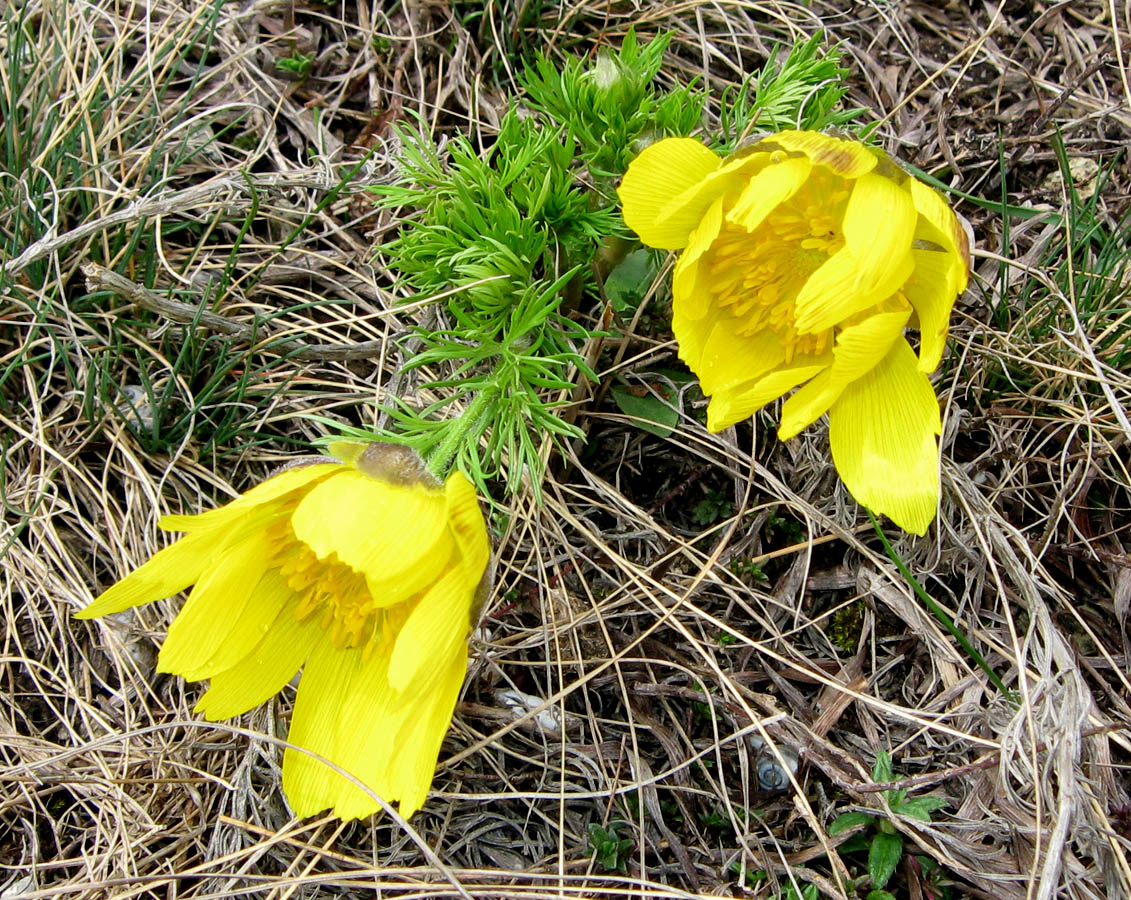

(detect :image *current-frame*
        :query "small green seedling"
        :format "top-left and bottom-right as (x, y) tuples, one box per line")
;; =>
(587, 821), (633, 873)
(692, 489), (732, 525)
(827, 750), (947, 897)
(729, 556), (769, 585)
(276, 50), (314, 78)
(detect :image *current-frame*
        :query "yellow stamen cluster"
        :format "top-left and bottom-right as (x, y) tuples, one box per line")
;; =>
(709, 180), (851, 362)
(265, 520), (375, 651)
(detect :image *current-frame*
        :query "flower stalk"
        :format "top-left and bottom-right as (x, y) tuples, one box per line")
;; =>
(422, 383), (500, 481)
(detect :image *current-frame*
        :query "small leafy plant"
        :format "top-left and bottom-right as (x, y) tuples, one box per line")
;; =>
(275, 50), (314, 78)
(587, 821), (634, 873)
(692, 489), (733, 525)
(827, 750), (948, 898)
(730, 556), (769, 585)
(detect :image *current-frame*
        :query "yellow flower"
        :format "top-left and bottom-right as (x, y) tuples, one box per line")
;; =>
(618, 131), (970, 534)
(77, 442), (491, 820)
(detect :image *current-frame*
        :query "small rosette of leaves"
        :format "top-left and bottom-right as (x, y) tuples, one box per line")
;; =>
(826, 751), (948, 898)
(587, 821), (634, 873)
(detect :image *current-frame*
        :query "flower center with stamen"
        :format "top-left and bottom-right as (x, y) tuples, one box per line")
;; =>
(707, 176), (851, 362)
(267, 518), (377, 650)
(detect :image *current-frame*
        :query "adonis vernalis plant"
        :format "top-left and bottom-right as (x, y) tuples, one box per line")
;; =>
(81, 35), (904, 825)
(78, 442), (491, 819)
(618, 130), (970, 534)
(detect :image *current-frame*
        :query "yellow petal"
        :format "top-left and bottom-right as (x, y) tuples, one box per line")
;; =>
(156, 531), (279, 679)
(761, 131), (879, 179)
(324, 645), (401, 820)
(904, 246), (958, 373)
(778, 306), (911, 438)
(827, 339), (941, 535)
(80, 496), (294, 620)
(794, 173), (917, 332)
(687, 318), (786, 398)
(671, 208), (731, 371)
(282, 638), (372, 818)
(194, 599), (320, 721)
(726, 156), (812, 231)
(672, 308), (710, 378)
(707, 360), (829, 433)
(289, 469), (452, 602)
(158, 464), (337, 533)
(671, 196), (724, 321)
(174, 570), (294, 682)
(618, 138), (722, 249)
(445, 472), (490, 584)
(910, 178), (970, 289)
(387, 568), (471, 693)
(77, 533), (212, 619)
(387, 650), (467, 817)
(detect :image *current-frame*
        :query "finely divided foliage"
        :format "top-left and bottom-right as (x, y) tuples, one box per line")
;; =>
(2, 2), (1130, 900)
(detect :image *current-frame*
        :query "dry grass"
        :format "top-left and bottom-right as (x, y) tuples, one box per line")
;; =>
(2, 1), (1130, 898)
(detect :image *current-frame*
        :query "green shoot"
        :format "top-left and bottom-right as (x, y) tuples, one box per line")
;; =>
(869, 512), (1014, 699)
(276, 50), (315, 78)
(520, 28), (706, 182)
(587, 821), (634, 873)
(716, 32), (866, 154)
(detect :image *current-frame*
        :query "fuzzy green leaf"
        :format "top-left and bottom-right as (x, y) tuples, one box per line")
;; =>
(891, 795), (947, 822)
(827, 811), (875, 835)
(868, 831), (902, 890)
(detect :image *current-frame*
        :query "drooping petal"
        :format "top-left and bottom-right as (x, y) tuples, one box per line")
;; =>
(910, 178), (970, 285)
(445, 472), (490, 582)
(386, 650), (468, 817)
(83, 483), (298, 620)
(77, 533), (216, 619)
(726, 156), (813, 231)
(794, 173), (917, 332)
(290, 469), (453, 603)
(778, 306), (911, 439)
(707, 359), (830, 433)
(760, 131), (879, 179)
(173, 569), (296, 682)
(320, 639), (401, 820)
(904, 246), (959, 373)
(617, 138), (723, 249)
(672, 197), (725, 321)
(194, 598), (320, 721)
(688, 318), (787, 398)
(282, 636), (371, 818)
(827, 339), (941, 535)
(156, 530), (277, 678)
(158, 464), (337, 533)
(387, 568), (470, 693)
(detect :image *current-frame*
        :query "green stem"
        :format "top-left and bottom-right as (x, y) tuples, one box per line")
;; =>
(423, 384), (499, 481)
(868, 511), (1015, 701)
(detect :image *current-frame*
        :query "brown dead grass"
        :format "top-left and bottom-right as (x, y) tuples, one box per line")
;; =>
(2, 1), (1130, 898)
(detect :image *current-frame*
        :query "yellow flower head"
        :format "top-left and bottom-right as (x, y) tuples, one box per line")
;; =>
(618, 131), (970, 534)
(78, 442), (491, 820)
